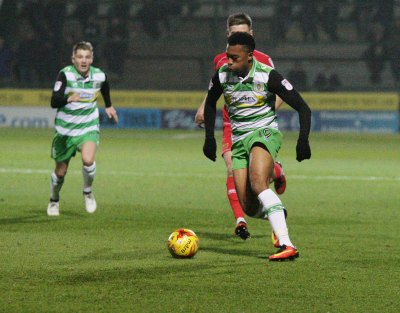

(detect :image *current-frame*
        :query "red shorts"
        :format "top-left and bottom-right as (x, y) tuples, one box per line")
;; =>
(221, 105), (232, 156)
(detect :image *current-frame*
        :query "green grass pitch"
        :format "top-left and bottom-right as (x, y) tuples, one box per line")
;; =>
(0, 128), (399, 312)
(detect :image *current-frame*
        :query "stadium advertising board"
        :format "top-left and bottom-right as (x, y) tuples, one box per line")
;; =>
(0, 89), (397, 110)
(277, 111), (399, 133)
(0, 90), (398, 132)
(100, 108), (161, 129)
(0, 106), (54, 128)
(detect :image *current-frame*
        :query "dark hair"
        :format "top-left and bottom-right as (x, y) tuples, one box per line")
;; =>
(227, 12), (252, 29)
(228, 32), (255, 52)
(72, 41), (93, 56)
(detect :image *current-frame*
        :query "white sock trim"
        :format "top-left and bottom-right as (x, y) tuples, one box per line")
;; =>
(236, 217), (246, 225)
(83, 162), (96, 173)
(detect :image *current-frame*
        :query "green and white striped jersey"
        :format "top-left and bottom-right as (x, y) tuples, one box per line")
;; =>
(54, 65), (106, 137)
(218, 59), (278, 143)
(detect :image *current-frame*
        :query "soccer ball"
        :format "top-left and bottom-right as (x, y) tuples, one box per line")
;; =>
(167, 228), (199, 258)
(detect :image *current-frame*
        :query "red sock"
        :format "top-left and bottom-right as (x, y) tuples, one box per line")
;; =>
(226, 176), (245, 219)
(273, 162), (282, 181)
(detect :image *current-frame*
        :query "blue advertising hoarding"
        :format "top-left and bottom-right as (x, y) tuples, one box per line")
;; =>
(277, 111), (398, 133)
(99, 108), (399, 133)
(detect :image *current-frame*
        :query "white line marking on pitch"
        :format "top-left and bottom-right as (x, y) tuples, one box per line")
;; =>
(0, 168), (399, 181)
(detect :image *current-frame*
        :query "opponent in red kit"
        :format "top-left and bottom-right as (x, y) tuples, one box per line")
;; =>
(195, 13), (287, 241)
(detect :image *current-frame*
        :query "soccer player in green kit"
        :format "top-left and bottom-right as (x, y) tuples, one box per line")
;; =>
(47, 41), (118, 216)
(203, 32), (311, 261)
(195, 13), (287, 241)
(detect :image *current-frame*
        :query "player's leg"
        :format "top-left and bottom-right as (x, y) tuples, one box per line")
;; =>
(273, 161), (286, 195)
(80, 139), (97, 213)
(223, 151), (250, 239)
(47, 161), (69, 216)
(249, 145), (298, 261)
(48, 133), (74, 216)
(222, 106), (250, 239)
(246, 129), (298, 260)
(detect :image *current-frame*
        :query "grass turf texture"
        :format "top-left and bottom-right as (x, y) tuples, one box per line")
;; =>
(0, 128), (399, 313)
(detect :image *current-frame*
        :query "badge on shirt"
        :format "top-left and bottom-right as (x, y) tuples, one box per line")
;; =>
(254, 83), (264, 92)
(53, 81), (62, 91)
(281, 79), (293, 90)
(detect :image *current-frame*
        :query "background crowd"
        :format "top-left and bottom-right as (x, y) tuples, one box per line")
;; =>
(0, 0), (399, 91)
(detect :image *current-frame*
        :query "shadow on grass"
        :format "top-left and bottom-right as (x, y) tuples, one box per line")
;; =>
(56, 262), (224, 285)
(197, 231), (264, 242)
(200, 246), (265, 259)
(0, 210), (86, 225)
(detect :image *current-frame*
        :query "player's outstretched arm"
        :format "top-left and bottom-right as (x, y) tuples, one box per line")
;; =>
(267, 70), (311, 162)
(203, 72), (223, 162)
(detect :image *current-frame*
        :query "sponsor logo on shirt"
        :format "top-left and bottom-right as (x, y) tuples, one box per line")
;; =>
(231, 95), (256, 103)
(79, 92), (94, 100)
(281, 79), (293, 90)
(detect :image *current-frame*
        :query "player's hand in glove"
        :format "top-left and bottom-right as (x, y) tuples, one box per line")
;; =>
(296, 138), (311, 162)
(203, 137), (217, 162)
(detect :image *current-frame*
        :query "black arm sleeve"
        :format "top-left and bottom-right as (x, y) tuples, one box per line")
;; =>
(50, 72), (68, 108)
(267, 70), (311, 141)
(100, 75), (112, 108)
(204, 71), (223, 138)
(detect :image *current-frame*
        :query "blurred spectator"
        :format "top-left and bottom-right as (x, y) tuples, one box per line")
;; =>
(372, 0), (394, 34)
(271, 2), (292, 43)
(109, 0), (132, 20)
(45, 0), (66, 41)
(386, 23), (400, 86)
(313, 66), (342, 91)
(287, 62), (308, 91)
(84, 14), (102, 46)
(351, 1), (377, 40)
(0, 0), (18, 43)
(138, 0), (163, 39)
(297, 1), (319, 42)
(327, 72), (342, 91)
(363, 22), (386, 84)
(182, 0), (201, 17)
(19, 0), (48, 39)
(319, 0), (339, 41)
(137, 0), (185, 40)
(313, 72), (328, 91)
(0, 36), (13, 84)
(103, 17), (129, 75)
(162, 0), (184, 34)
(15, 30), (41, 84)
(73, 0), (98, 29)
(60, 33), (78, 67)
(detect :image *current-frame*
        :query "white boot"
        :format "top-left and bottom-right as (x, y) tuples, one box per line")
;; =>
(47, 200), (60, 216)
(84, 192), (97, 213)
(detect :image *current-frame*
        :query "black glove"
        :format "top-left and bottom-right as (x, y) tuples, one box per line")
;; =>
(203, 137), (217, 162)
(296, 138), (311, 162)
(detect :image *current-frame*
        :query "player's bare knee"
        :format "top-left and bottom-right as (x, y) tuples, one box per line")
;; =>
(82, 159), (95, 167)
(55, 169), (67, 178)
